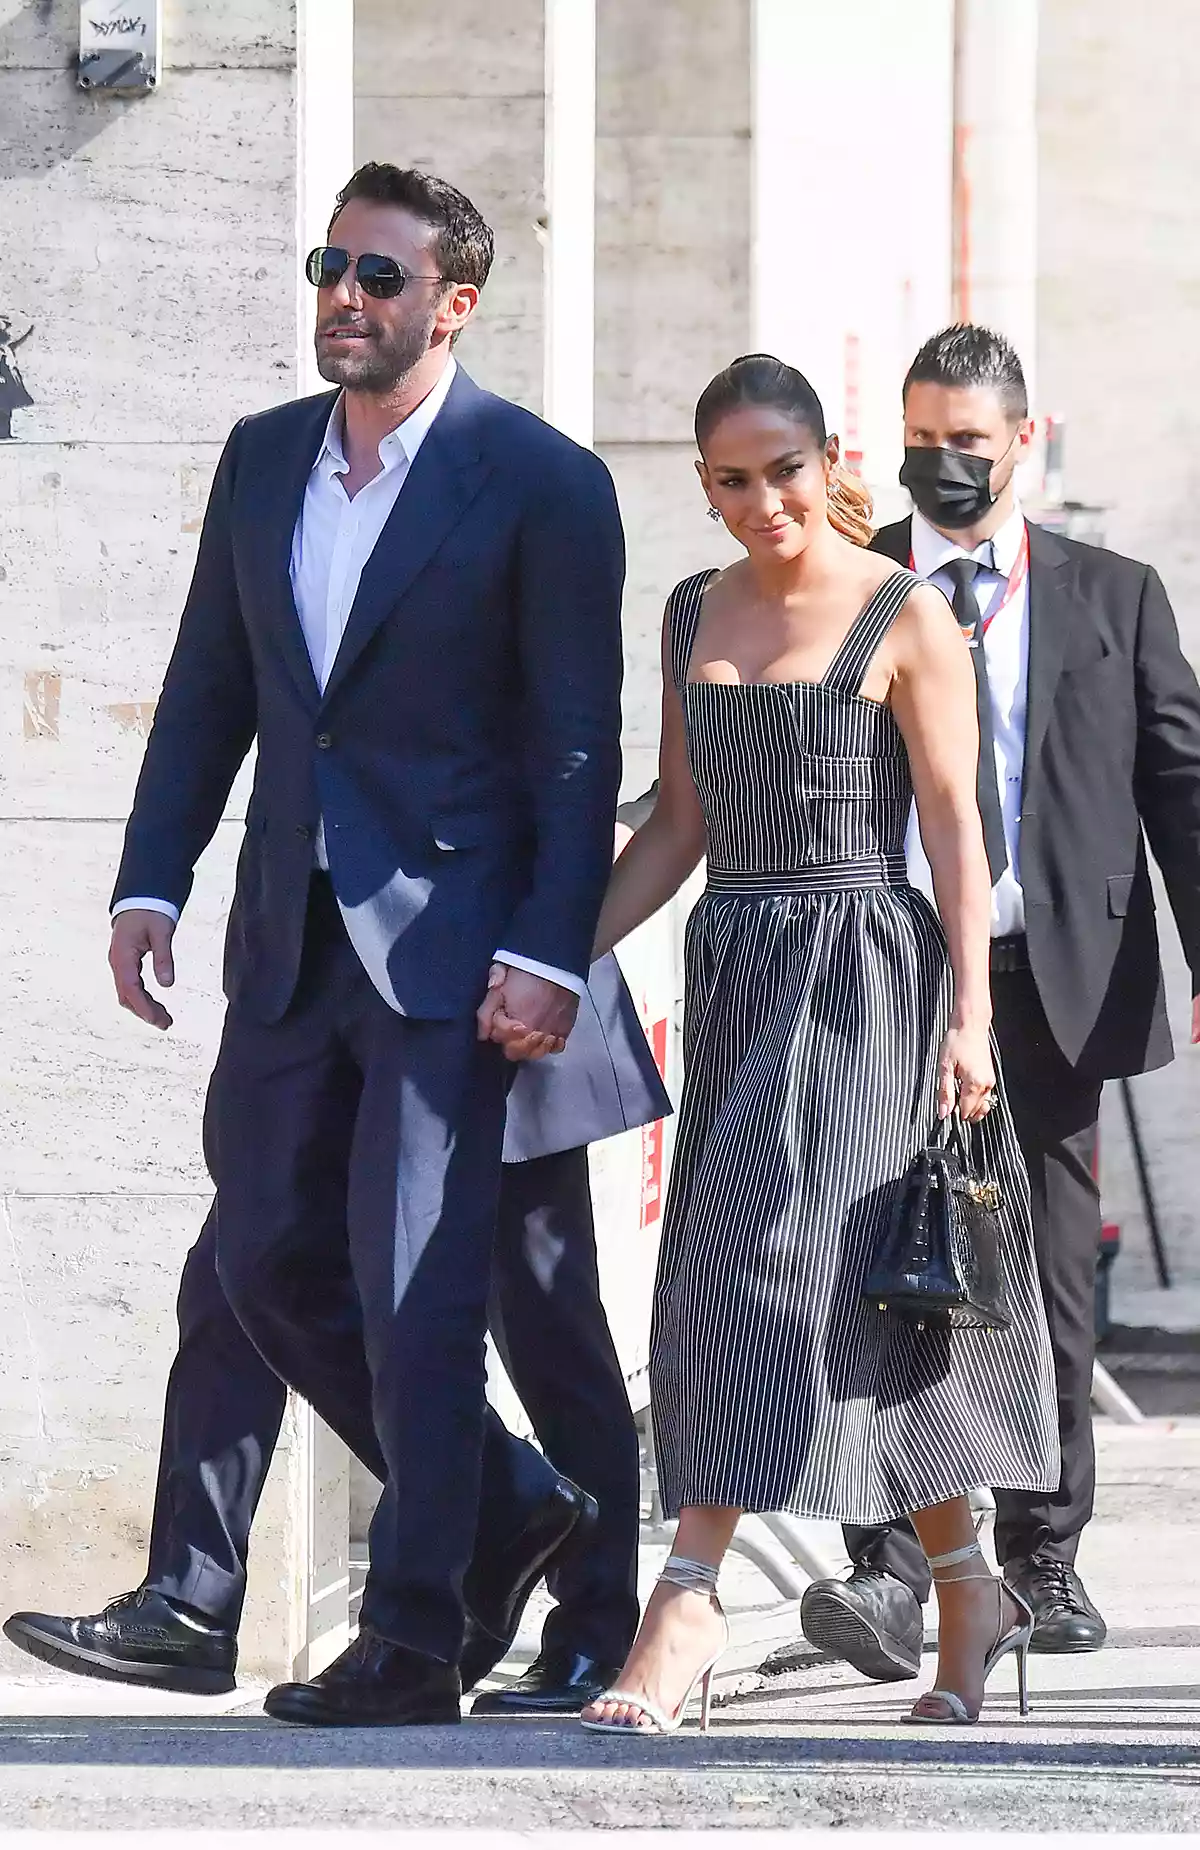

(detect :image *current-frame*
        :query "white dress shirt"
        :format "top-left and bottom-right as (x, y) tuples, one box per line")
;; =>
(904, 501), (1030, 937)
(116, 355), (582, 997)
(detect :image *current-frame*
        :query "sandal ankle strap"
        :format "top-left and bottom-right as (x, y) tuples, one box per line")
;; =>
(926, 1540), (985, 1574)
(659, 1553), (720, 1595)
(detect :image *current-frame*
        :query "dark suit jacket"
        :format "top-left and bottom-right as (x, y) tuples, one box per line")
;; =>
(503, 951), (672, 1163)
(872, 516), (1200, 1077)
(113, 369), (625, 1021)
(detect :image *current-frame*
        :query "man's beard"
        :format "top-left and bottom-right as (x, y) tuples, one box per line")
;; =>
(315, 307), (437, 392)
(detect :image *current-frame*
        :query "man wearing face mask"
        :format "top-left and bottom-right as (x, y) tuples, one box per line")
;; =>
(800, 323), (1200, 1677)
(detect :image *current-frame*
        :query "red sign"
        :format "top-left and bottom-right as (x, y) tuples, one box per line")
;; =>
(640, 1015), (669, 1228)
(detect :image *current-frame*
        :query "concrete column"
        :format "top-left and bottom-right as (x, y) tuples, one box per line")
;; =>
(543, 0), (596, 446)
(952, 0), (1039, 396)
(751, 0), (954, 525)
(0, 0), (352, 1684)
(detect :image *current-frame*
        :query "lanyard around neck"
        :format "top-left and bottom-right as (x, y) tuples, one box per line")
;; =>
(909, 524), (1030, 636)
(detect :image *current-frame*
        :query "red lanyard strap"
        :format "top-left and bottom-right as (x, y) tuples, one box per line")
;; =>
(909, 525), (1029, 635)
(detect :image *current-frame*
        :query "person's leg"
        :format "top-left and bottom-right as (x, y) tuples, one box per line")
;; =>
(908, 1494), (1030, 1723)
(842, 1521), (932, 1603)
(344, 1007), (510, 1665)
(489, 1147), (641, 1668)
(145, 1207), (288, 1631)
(581, 1505), (736, 1729)
(990, 971), (1104, 1605)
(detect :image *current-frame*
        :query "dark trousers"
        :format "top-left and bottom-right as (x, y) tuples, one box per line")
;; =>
(846, 965), (1104, 1600)
(489, 1149), (640, 1664)
(209, 874), (514, 1661)
(145, 1147), (641, 1664)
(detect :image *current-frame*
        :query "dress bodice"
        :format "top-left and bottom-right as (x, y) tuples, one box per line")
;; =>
(669, 569), (918, 882)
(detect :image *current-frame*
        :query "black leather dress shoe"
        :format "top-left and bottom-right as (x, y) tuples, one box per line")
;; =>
(470, 1648), (622, 1715)
(1005, 1557), (1107, 1654)
(800, 1569), (924, 1681)
(264, 1630), (461, 1726)
(3, 1588), (236, 1695)
(459, 1476), (598, 1692)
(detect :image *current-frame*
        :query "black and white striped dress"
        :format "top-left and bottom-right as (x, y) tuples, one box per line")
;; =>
(650, 569), (1059, 1522)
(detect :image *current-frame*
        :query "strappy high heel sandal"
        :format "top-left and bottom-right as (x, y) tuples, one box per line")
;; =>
(907, 1539), (1033, 1725)
(580, 1554), (729, 1735)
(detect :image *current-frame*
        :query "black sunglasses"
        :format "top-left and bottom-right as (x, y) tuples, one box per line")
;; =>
(305, 246), (444, 300)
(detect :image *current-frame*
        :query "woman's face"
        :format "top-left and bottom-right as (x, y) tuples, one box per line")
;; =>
(698, 406), (836, 563)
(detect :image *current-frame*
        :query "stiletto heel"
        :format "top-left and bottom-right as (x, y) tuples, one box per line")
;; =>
(699, 1666), (714, 1733)
(907, 1540), (1034, 1726)
(581, 1555), (729, 1736)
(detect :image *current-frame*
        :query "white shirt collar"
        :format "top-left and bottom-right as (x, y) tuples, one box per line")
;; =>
(910, 498), (1026, 580)
(316, 355), (458, 483)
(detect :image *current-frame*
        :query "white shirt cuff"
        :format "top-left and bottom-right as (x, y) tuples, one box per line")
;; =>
(112, 897), (181, 924)
(493, 949), (586, 998)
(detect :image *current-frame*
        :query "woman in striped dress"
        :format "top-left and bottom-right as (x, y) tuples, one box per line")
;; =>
(581, 356), (1058, 1734)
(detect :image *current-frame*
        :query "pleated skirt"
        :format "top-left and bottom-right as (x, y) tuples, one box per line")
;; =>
(650, 884), (1061, 1522)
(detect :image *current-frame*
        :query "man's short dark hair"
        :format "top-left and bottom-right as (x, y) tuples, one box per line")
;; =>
(903, 323), (1028, 422)
(329, 163), (495, 293)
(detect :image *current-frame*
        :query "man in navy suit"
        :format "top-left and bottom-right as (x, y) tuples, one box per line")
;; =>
(89, 164), (626, 1726)
(5, 952), (670, 1715)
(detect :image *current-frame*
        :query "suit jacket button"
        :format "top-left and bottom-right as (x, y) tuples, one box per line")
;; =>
(315, 732), (333, 750)
(295, 824), (312, 841)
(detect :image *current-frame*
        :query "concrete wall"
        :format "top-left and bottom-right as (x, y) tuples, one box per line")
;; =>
(0, 0), (347, 1679)
(1039, 0), (1200, 1322)
(595, 0), (749, 795)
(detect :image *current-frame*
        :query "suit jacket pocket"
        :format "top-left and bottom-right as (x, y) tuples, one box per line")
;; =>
(1107, 873), (1135, 917)
(429, 812), (491, 850)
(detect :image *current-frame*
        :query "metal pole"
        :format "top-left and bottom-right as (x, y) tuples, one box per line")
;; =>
(1119, 1077), (1173, 1289)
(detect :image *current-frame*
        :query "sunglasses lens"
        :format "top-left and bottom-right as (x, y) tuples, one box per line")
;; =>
(306, 246), (350, 289)
(355, 254), (406, 299)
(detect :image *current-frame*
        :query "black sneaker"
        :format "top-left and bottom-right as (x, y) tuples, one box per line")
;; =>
(1005, 1557), (1107, 1654)
(800, 1569), (924, 1681)
(4, 1588), (237, 1694)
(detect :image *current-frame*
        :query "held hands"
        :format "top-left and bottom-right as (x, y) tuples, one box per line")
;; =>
(109, 909), (177, 1032)
(936, 1020), (996, 1124)
(476, 964), (579, 1062)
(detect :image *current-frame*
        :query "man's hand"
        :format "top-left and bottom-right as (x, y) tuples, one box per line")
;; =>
(1192, 994), (1200, 1046)
(109, 909), (177, 1032)
(476, 964), (579, 1061)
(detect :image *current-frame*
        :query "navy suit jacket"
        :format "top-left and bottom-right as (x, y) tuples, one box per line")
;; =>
(113, 369), (626, 1022)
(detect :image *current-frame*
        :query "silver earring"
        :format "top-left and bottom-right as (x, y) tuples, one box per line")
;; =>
(706, 505), (720, 522)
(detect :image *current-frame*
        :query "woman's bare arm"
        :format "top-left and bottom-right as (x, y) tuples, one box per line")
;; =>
(592, 609), (707, 957)
(889, 584), (995, 1118)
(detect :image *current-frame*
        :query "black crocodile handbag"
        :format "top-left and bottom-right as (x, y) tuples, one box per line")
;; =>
(864, 1114), (1012, 1331)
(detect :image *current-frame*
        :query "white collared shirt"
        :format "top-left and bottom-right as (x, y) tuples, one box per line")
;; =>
(116, 355), (581, 997)
(905, 501), (1030, 937)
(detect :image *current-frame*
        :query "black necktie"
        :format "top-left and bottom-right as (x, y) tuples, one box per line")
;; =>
(945, 555), (1009, 886)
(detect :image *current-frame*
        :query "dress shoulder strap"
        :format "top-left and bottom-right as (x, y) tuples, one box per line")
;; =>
(822, 569), (922, 696)
(666, 569), (719, 693)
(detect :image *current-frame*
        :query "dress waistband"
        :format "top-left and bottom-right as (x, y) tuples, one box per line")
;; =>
(705, 853), (911, 896)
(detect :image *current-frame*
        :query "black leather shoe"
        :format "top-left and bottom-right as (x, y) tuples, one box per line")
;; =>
(470, 1648), (622, 1715)
(264, 1630), (461, 1726)
(3, 1588), (236, 1695)
(459, 1476), (598, 1692)
(1005, 1557), (1107, 1654)
(800, 1569), (924, 1681)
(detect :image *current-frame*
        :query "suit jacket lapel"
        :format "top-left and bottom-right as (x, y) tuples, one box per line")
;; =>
(1022, 520), (1074, 797)
(321, 369), (494, 706)
(260, 393), (333, 707)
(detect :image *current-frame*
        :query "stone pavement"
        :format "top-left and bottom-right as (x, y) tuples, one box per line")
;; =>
(0, 1422), (1196, 1832)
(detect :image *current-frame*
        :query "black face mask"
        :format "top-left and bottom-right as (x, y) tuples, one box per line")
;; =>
(899, 445), (998, 530)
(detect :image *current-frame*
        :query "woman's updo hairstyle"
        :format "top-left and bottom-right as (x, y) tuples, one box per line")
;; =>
(694, 353), (874, 548)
